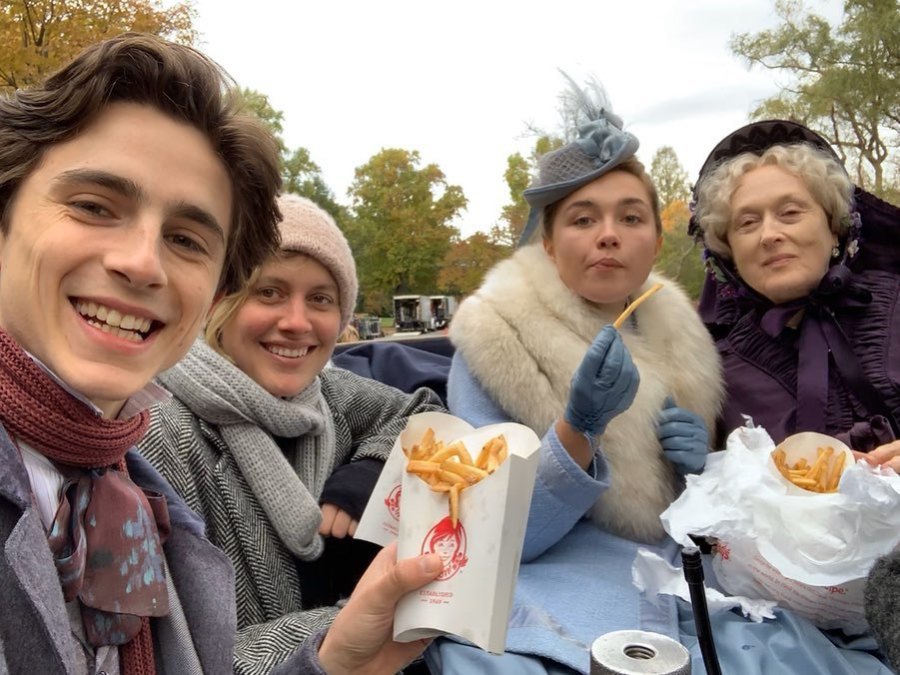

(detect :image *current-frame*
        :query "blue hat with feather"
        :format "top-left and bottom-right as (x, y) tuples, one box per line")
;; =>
(518, 72), (640, 246)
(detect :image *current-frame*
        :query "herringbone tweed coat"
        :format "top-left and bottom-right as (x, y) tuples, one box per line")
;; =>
(140, 367), (444, 675)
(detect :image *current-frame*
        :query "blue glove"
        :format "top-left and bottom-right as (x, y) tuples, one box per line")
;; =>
(658, 398), (709, 474)
(564, 325), (639, 436)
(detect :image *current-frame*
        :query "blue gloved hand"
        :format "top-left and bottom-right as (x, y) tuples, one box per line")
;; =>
(658, 397), (709, 474)
(564, 325), (640, 436)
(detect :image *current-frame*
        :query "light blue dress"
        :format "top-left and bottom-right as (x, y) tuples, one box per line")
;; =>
(424, 353), (891, 675)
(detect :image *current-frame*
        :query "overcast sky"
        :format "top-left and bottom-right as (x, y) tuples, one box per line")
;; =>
(191, 0), (843, 236)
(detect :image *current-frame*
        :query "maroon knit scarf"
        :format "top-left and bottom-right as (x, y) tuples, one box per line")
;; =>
(0, 329), (164, 675)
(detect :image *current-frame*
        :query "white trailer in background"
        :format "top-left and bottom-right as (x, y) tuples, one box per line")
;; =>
(393, 295), (433, 332)
(429, 295), (458, 329)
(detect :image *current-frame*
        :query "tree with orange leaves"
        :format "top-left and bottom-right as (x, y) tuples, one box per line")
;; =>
(0, 0), (196, 90)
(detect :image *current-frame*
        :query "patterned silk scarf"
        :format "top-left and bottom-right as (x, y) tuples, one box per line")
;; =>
(0, 329), (168, 674)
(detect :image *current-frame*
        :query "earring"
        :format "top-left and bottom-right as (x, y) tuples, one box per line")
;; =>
(831, 246), (840, 259)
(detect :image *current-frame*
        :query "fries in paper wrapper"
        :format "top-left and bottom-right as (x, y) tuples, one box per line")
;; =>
(356, 412), (540, 653)
(769, 433), (853, 495)
(659, 426), (900, 634)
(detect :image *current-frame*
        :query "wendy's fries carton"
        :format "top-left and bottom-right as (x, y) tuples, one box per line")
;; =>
(356, 412), (541, 653)
(356, 412), (475, 544)
(660, 424), (900, 634)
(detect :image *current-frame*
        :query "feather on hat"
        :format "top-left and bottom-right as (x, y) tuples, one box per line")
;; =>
(518, 71), (639, 246)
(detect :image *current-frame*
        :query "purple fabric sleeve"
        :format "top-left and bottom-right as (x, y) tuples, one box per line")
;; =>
(835, 415), (896, 453)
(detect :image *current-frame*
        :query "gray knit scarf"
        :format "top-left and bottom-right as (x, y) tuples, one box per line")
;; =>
(156, 339), (335, 561)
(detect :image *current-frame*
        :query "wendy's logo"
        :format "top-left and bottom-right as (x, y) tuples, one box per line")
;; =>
(717, 542), (731, 561)
(384, 484), (402, 521)
(421, 516), (468, 581)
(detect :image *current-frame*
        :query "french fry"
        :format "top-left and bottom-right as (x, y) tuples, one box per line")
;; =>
(406, 460), (442, 474)
(772, 448), (791, 480)
(475, 438), (495, 470)
(412, 428), (437, 458)
(826, 452), (847, 492)
(613, 283), (663, 329)
(496, 439), (508, 463)
(438, 469), (467, 486)
(447, 441), (474, 466)
(404, 430), (510, 524)
(449, 484), (460, 528)
(429, 442), (471, 465)
(441, 460), (489, 484)
(771, 445), (847, 493)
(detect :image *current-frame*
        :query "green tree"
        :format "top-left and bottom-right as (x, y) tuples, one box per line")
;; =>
(0, 0), (196, 90)
(282, 147), (347, 222)
(650, 146), (691, 208)
(238, 87), (285, 153)
(438, 232), (508, 297)
(489, 153), (530, 248)
(648, 146), (703, 299)
(346, 148), (466, 314)
(656, 200), (706, 300)
(490, 135), (564, 247)
(731, 0), (900, 199)
(533, 135), (565, 158)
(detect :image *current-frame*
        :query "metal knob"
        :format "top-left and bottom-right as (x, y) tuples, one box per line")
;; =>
(590, 630), (691, 675)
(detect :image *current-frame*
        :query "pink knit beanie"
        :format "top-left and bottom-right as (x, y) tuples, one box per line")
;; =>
(276, 194), (358, 332)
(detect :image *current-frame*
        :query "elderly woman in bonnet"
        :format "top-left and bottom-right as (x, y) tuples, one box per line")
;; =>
(692, 120), (900, 675)
(691, 120), (900, 467)
(139, 194), (446, 673)
(429, 76), (724, 674)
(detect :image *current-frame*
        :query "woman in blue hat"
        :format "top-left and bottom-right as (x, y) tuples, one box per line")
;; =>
(429, 79), (891, 673)
(432, 79), (723, 673)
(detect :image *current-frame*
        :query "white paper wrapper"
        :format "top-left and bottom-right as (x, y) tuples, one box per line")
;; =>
(660, 424), (900, 633)
(632, 548), (777, 623)
(357, 412), (541, 653)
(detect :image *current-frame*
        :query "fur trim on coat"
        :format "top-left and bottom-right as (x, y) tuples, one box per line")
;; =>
(450, 244), (723, 542)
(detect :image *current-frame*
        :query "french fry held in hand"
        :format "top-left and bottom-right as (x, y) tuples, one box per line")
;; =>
(404, 429), (509, 526)
(613, 283), (663, 329)
(772, 445), (847, 493)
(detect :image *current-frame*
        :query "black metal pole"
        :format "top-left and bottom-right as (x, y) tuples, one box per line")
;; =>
(681, 546), (723, 675)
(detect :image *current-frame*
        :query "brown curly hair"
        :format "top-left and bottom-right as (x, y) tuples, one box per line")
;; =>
(0, 32), (282, 293)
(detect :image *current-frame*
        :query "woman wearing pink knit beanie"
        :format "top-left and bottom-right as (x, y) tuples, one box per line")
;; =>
(276, 194), (359, 335)
(140, 194), (446, 672)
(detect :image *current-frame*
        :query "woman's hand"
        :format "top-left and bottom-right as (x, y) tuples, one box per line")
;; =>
(564, 325), (639, 438)
(318, 542), (442, 675)
(657, 399), (710, 475)
(319, 503), (358, 538)
(862, 440), (900, 472)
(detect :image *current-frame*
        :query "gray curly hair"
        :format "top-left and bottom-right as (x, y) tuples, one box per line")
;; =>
(694, 143), (853, 258)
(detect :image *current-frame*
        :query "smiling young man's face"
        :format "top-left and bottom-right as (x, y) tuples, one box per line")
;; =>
(0, 102), (233, 417)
